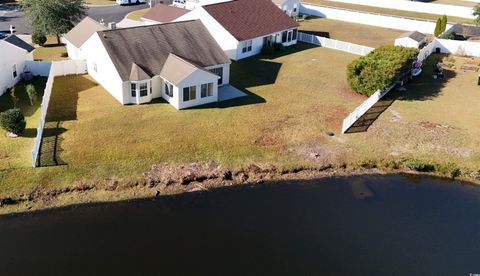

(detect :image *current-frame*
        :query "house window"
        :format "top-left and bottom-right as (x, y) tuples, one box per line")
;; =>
(241, 40), (253, 53)
(209, 67), (223, 85)
(201, 83), (213, 98)
(131, 83), (137, 97)
(293, 29), (298, 40)
(93, 62), (97, 72)
(282, 30), (295, 43)
(139, 82), (148, 97)
(164, 82), (173, 97)
(282, 31), (287, 43)
(183, 86), (196, 102)
(12, 64), (17, 78)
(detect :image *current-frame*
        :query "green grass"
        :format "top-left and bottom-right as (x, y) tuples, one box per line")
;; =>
(299, 17), (406, 47)
(0, 78), (47, 170)
(33, 36), (68, 62)
(0, 44), (479, 203)
(305, 0), (475, 25)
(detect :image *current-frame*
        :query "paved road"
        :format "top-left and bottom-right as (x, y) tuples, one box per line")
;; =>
(0, 3), (147, 35)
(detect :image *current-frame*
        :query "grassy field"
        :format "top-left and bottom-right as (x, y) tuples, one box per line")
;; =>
(126, 8), (149, 21)
(299, 17), (405, 47)
(0, 78), (47, 170)
(33, 36), (68, 62)
(304, 0), (475, 24)
(0, 43), (479, 203)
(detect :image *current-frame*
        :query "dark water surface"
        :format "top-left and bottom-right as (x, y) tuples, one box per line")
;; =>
(1, 174), (480, 276)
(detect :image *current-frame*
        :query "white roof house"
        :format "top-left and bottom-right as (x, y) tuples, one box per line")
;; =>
(64, 18), (235, 109)
(63, 17), (107, 60)
(272, 0), (301, 17)
(175, 0), (300, 60)
(394, 31), (426, 49)
(0, 35), (35, 96)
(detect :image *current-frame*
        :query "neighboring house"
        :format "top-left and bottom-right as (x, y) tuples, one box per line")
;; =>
(395, 31), (426, 48)
(445, 24), (480, 41)
(142, 4), (189, 24)
(63, 17), (107, 60)
(175, 0), (299, 60)
(0, 34), (35, 96)
(272, 0), (301, 17)
(64, 18), (232, 109)
(172, 0), (231, 9)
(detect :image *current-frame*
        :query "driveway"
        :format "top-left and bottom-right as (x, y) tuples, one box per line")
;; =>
(0, 3), (148, 35)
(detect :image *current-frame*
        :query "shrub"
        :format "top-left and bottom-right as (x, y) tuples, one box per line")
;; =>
(32, 31), (47, 46)
(405, 160), (436, 172)
(437, 162), (461, 178)
(440, 15), (448, 33)
(434, 18), (442, 37)
(261, 45), (275, 55)
(0, 109), (26, 135)
(346, 45), (419, 96)
(60, 51), (68, 58)
(25, 84), (37, 106)
(443, 32), (456, 40)
(273, 43), (284, 53)
(474, 4), (480, 26)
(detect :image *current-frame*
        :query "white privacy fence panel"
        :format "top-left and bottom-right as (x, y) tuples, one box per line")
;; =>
(31, 59), (87, 167)
(301, 3), (454, 35)
(26, 61), (52, 76)
(298, 32), (374, 56)
(342, 84), (395, 134)
(317, 0), (475, 19)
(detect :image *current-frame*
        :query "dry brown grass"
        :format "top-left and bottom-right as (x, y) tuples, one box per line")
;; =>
(299, 17), (405, 47)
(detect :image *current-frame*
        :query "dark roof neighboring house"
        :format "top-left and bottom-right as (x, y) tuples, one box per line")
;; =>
(397, 31), (426, 42)
(203, 0), (299, 41)
(3, 35), (35, 52)
(64, 17), (107, 48)
(142, 4), (189, 23)
(97, 20), (230, 82)
(449, 24), (480, 38)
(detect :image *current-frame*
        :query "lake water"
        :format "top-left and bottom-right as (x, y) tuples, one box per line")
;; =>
(0, 174), (479, 275)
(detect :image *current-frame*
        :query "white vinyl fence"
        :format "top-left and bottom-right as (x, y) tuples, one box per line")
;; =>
(342, 84), (395, 133)
(317, 0), (475, 19)
(298, 32), (374, 56)
(31, 60), (87, 167)
(301, 3), (454, 35)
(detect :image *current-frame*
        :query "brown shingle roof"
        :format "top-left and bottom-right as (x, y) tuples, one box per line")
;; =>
(203, 0), (299, 41)
(64, 17), (106, 48)
(398, 31), (426, 42)
(97, 20), (230, 82)
(142, 4), (189, 23)
(160, 53), (219, 86)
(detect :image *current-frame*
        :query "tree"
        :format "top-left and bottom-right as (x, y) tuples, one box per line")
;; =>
(440, 15), (448, 33)
(20, 0), (87, 45)
(32, 31), (47, 46)
(434, 18), (442, 37)
(26, 84), (38, 106)
(346, 45), (419, 97)
(0, 109), (26, 135)
(474, 4), (480, 26)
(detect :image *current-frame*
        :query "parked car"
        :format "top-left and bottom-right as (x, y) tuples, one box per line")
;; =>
(116, 0), (147, 5)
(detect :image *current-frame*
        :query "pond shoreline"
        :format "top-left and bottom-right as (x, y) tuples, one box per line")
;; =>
(1, 161), (478, 215)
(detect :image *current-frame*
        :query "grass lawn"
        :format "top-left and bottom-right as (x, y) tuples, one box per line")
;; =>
(304, 0), (475, 24)
(1, 43), (479, 203)
(126, 8), (149, 21)
(299, 17), (405, 47)
(33, 36), (68, 62)
(0, 78), (47, 170)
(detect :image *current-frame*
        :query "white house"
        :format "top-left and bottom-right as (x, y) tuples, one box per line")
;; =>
(272, 0), (301, 17)
(394, 31), (426, 49)
(63, 17), (107, 60)
(0, 35), (35, 96)
(64, 18), (232, 109)
(175, 0), (299, 60)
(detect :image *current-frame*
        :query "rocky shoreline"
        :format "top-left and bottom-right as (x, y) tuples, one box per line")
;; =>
(1, 161), (479, 214)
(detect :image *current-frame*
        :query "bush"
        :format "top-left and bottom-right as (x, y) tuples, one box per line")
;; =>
(32, 31), (47, 46)
(261, 45), (275, 55)
(434, 18), (442, 37)
(60, 51), (68, 58)
(346, 45), (419, 96)
(405, 160), (436, 172)
(273, 43), (284, 53)
(0, 109), (26, 135)
(443, 32), (456, 40)
(437, 162), (461, 178)
(25, 84), (37, 106)
(440, 15), (448, 33)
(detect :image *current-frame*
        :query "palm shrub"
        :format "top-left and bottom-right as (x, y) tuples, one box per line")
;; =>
(26, 84), (38, 106)
(346, 45), (419, 96)
(434, 18), (442, 37)
(0, 109), (26, 135)
(440, 15), (448, 33)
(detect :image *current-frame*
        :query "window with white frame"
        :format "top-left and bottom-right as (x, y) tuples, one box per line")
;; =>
(139, 82), (148, 97)
(12, 64), (17, 78)
(201, 83), (214, 98)
(209, 67), (223, 85)
(183, 86), (196, 102)
(241, 40), (253, 53)
(130, 81), (150, 98)
(131, 83), (137, 97)
(164, 82), (173, 97)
